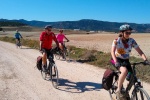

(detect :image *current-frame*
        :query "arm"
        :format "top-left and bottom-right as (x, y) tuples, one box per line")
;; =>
(52, 33), (59, 47)
(135, 47), (147, 61)
(39, 32), (43, 51)
(64, 36), (69, 42)
(111, 46), (117, 63)
(19, 33), (23, 38)
(39, 41), (42, 51)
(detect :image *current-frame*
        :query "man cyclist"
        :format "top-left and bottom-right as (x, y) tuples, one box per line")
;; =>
(14, 30), (23, 45)
(40, 25), (59, 72)
(111, 24), (149, 100)
(56, 29), (69, 58)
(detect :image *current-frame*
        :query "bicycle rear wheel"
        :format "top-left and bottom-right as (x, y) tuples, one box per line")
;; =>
(131, 87), (150, 100)
(50, 63), (59, 89)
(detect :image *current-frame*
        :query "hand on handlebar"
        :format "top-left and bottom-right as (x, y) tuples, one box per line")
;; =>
(115, 62), (121, 68)
(55, 47), (60, 51)
(143, 60), (150, 65)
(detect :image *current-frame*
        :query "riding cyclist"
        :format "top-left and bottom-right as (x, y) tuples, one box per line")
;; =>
(40, 25), (59, 72)
(14, 30), (23, 45)
(111, 24), (149, 100)
(56, 29), (69, 58)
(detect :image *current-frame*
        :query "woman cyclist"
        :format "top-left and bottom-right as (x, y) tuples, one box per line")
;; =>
(111, 24), (149, 100)
(56, 29), (69, 58)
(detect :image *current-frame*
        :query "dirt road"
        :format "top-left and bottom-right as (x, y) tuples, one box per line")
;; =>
(0, 41), (150, 100)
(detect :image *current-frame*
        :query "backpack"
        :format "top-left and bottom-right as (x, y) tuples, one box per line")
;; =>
(36, 56), (42, 70)
(102, 69), (115, 90)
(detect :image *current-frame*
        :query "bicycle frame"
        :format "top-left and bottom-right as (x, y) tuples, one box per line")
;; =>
(110, 62), (149, 100)
(55, 41), (69, 60)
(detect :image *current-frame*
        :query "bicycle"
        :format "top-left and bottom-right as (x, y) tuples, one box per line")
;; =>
(54, 41), (70, 61)
(16, 38), (22, 48)
(41, 49), (59, 89)
(109, 61), (150, 100)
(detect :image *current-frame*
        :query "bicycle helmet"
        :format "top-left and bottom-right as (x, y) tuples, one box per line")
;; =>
(119, 24), (132, 31)
(59, 29), (63, 32)
(44, 25), (52, 29)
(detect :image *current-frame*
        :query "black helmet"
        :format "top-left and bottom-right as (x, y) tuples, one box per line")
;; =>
(44, 25), (52, 29)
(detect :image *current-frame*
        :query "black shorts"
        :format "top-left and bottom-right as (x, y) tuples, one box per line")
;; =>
(41, 48), (54, 60)
(117, 58), (132, 73)
(16, 38), (20, 41)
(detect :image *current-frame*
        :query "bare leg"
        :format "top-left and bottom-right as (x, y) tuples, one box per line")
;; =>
(42, 52), (47, 65)
(116, 66), (128, 92)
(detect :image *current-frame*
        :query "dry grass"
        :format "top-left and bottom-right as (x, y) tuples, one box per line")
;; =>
(0, 30), (150, 58)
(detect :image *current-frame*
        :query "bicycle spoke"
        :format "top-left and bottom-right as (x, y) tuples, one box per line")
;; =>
(131, 87), (150, 100)
(51, 64), (59, 89)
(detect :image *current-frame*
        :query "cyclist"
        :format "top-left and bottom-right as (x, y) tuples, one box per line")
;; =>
(14, 30), (23, 45)
(39, 25), (59, 72)
(56, 29), (69, 58)
(111, 24), (149, 100)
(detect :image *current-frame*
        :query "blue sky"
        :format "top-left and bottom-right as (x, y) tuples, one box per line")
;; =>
(0, 0), (150, 24)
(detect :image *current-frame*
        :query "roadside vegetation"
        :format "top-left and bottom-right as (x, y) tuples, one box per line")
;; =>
(0, 36), (150, 83)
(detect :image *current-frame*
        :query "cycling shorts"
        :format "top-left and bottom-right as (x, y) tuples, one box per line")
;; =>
(117, 58), (132, 73)
(41, 48), (54, 60)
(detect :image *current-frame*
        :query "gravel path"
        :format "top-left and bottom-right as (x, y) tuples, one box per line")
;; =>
(0, 41), (150, 100)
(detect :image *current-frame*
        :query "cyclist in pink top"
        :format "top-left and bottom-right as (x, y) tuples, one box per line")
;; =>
(56, 29), (69, 51)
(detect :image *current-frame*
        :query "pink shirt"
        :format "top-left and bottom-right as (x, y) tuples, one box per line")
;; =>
(56, 33), (65, 43)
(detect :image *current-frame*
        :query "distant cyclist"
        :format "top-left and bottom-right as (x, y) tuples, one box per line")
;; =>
(14, 30), (23, 45)
(56, 29), (69, 51)
(111, 24), (149, 100)
(39, 25), (59, 72)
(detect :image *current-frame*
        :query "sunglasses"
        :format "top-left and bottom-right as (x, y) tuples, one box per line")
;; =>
(125, 32), (131, 35)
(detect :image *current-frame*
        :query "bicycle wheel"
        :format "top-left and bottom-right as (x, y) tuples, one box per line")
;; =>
(131, 87), (150, 100)
(41, 70), (47, 80)
(41, 64), (49, 81)
(50, 63), (59, 89)
(64, 48), (70, 61)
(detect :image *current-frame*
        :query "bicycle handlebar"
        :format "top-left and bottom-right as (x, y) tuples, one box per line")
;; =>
(63, 41), (69, 43)
(131, 61), (150, 66)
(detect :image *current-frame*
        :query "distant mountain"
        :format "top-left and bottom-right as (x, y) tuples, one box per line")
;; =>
(0, 20), (27, 26)
(0, 19), (150, 32)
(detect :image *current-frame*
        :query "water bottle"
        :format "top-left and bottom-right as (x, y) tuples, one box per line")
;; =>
(126, 72), (131, 81)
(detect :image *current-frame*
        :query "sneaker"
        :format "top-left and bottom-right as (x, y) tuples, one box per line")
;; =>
(116, 91), (126, 100)
(116, 91), (121, 100)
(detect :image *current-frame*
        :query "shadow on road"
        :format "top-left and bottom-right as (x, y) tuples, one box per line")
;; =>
(57, 78), (102, 93)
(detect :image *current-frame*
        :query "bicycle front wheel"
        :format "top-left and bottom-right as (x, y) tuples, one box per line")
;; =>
(64, 48), (70, 61)
(54, 51), (60, 60)
(50, 63), (59, 89)
(41, 70), (49, 81)
(131, 87), (150, 100)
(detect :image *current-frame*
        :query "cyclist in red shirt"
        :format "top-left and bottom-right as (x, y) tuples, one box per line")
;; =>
(40, 25), (59, 72)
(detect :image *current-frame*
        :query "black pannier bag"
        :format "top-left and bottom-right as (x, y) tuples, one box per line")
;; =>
(102, 69), (115, 90)
(36, 56), (42, 70)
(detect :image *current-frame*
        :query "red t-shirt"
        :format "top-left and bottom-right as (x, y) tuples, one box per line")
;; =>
(40, 31), (57, 49)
